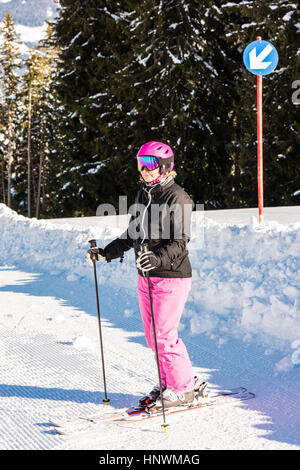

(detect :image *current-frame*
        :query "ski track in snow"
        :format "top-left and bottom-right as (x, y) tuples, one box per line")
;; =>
(0, 204), (300, 450)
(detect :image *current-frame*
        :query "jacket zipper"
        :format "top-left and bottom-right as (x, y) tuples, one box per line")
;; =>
(140, 185), (155, 246)
(140, 185), (156, 277)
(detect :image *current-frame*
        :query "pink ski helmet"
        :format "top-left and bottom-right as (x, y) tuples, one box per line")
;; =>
(137, 141), (174, 174)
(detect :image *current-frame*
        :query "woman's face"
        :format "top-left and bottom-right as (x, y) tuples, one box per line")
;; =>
(140, 167), (161, 183)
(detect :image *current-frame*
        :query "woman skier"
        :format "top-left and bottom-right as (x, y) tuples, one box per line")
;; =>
(87, 141), (204, 409)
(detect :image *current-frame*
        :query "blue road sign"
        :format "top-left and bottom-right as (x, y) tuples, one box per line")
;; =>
(243, 40), (278, 76)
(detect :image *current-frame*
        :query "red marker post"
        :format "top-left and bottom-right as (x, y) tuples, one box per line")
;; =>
(256, 36), (264, 224)
(243, 37), (278, 224)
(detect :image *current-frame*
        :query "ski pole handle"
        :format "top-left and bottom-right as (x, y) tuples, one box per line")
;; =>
(89, 239), (97, 249)
(140, 242), (149, 254)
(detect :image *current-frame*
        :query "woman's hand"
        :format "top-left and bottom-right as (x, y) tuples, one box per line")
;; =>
(86, 247), (106, 265)
(136, 250), (160, 272)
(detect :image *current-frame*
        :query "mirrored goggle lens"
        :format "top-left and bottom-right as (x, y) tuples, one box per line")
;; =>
(137, 156), (159, 171)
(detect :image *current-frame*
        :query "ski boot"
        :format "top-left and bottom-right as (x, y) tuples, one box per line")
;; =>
(138, 377), (207, 411)
(138, 384), (166, 410)
(149, 377), (208, 410)
(155, 388), (195, 409)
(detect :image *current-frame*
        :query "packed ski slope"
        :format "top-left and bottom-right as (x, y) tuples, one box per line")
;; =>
(0, 203), (299, 450)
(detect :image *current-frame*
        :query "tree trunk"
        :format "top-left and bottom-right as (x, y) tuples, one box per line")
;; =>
(27, 86), (32, 217)
(36, 149), (44, 219)
(7, 104), (12, 208)
(1, 159), (5, 204)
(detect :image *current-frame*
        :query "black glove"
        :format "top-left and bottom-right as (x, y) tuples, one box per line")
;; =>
(136, 250), (160, 272)
(86, 247), (106, 265)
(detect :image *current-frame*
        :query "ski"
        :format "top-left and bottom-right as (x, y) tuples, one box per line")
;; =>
(128, 385), (245, 416)
(116, 390), (255, 426)
(53, 390), (255, 435)
(49, 386), (245, 429)
(50, 386), (252, 435)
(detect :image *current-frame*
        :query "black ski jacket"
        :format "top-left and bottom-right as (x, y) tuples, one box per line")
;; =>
(104, 177), (194, 278)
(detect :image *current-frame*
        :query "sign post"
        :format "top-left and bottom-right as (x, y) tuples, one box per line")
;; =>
(257, 43), (263, 224)
(243, 37), (278, 223)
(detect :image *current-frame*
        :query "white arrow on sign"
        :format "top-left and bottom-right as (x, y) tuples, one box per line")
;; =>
(249, 44), (273, 69)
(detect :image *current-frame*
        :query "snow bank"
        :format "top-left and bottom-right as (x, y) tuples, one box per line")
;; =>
(188, 215), (300, 360)
(0, 203), (300, 366)
(0, 203), (131, 285)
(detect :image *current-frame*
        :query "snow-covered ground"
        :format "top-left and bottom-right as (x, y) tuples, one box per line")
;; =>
(0, 203), (299, 450)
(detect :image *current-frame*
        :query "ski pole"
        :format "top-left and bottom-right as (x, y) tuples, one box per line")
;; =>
(88, 239), (110, 406)
(141, 243), (168, 433)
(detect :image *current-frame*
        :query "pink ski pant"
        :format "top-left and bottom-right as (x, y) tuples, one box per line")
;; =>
(137, 276), (194, 394)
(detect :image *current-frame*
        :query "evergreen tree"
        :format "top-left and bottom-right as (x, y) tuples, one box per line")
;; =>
(0, 96), (6, 204)
(19, 48), (48, 217)
(51, 0), (135, 216)
(110, 0), (241, 208)
(216, 0), (300, 208)
(52, 0), (239, 213)
(51, 0), (300, 215)
(0, 13), (21, 208)
(39, 26), (71, 218)
(14, 27), (59, 218)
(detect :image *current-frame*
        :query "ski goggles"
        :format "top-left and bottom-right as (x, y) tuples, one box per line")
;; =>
(137, 156), (159, 172)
